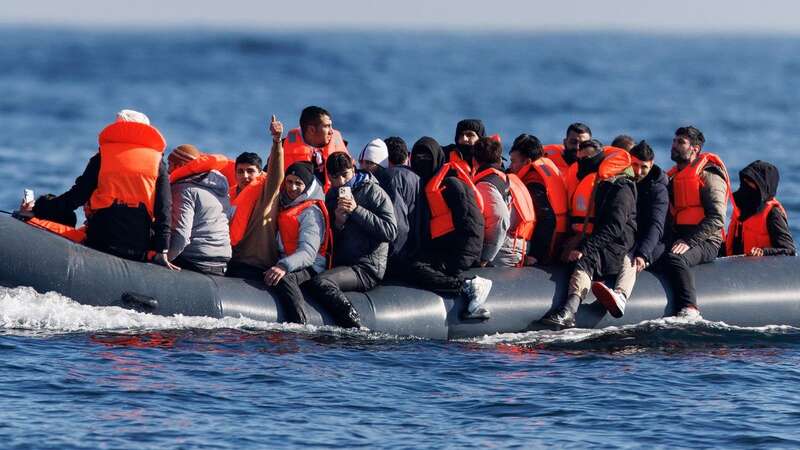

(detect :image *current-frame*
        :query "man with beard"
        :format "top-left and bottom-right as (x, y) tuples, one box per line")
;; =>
(543, 122), (593, 173)
(590, 140), (669, 319)
(725, 160), (795, 257)
(659, 126), (730, 319)
(443, 119), (485, 174)
(538, 139), (637, 329)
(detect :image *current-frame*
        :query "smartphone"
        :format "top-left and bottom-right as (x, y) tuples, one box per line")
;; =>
(339, 186), (352, 198)
(23, 189), (34, 204)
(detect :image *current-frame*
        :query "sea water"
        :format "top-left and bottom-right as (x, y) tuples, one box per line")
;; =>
(2, 28), (800, 448)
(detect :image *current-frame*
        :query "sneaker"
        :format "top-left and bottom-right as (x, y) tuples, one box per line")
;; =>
(539, 308), (576, 330)
(460, 276), (493, 321)
(591, 281), (627, 318)
(676, 305), (702, 320)
(462, 306), (491, 321)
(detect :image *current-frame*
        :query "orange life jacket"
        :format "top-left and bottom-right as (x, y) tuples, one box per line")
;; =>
(221, 159), (237, 190)
(278, 199), (331, 260)
(228, 177), (264, 247)
(667, 152), (731, 227)
(426, 162), (485, 239)
(88, 122), (166, 219)
(473, 167), (536, 241)
(725, 199), (785, 255)
(516, 157), (569, 234)
(569, 148), (632, 235)
(543, 144), (569, 174)
(169, 153), (230, 184)
(229, 172), (267, 204)
(448, 149), (473, 177)
(27, 217), (87, 243)
(283, 127), (348, 192)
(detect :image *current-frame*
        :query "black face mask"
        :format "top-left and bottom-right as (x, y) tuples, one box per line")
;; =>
(563, 147), (578, 165)
(412, 153), (434, 182)
(577, 152), (605, 180)
(733, 184), (762, 218)
(455, 143), (474, 163)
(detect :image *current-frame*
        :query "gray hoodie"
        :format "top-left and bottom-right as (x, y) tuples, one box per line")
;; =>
(168, 170), (232, 268)
(276, 179), (327, 274)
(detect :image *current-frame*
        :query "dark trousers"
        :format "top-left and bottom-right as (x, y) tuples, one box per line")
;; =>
(272, 268), (316, 324)
(173, 255), (226, 276)
(308, 265), (378, 326)
(405, 260), (465, 295)
(225, 260), (264, 280)
(657, 240), (720, 312)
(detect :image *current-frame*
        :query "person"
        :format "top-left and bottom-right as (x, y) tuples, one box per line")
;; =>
(470, 137), (510, 266)
(658, 126), (730, 319)
(358, 139), (389, 174)
(725, 160), (796, 257)
(539, 139), (636, 329)
(542, 122), (593, 173)
(443, 119), (485, 174)
(307, 153), (397, 328)
(590, 140), (668, 318)
(610, 134), (636, 151)
(264, 162), (330, 324)
(165, 145), (232, 275)
(282, 106), (348, 191)
(508, 133), (568, 265)
(225, 115), (286, 279)
(230, 152), (263, 202)
(405, 137), (492, 320)
(30, 109), (174, 267)
(381, 136), (423, 269)
(385, 136), (410, 166)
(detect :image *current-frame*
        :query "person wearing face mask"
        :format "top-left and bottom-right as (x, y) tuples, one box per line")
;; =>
(406, 137), (492, 320)
(542, 122), (593, 174)
(590, 140), (669, 319)
(538, 139), (637, 329)
(658, 126), (731, 319)
(306, 153), (397, 329)
(263, 162), (330, 324)
(443, 119), (486, 175)
(282, 106), (348, 192)
(725, 160), (795, 257)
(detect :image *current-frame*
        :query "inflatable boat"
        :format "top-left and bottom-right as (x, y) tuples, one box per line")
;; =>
(1, 214), (798, 339)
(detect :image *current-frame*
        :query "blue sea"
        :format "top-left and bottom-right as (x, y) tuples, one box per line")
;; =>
(2, 27), (800, 448)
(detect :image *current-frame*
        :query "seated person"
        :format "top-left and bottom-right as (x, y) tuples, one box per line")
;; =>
(443, 119), (485, 173)
(30, 109), (174, 267)
(166, 145), (233, 275)
(725, 160), (796, 256)
(405, 137), (492, 320)
(307, 153), (397, 328)
(382, 136), (423, 270)
(610, 134), (636, 151)
(358, 138), (389, 176)
(231, 152), (263, 203)
(263, 162), (329, 324)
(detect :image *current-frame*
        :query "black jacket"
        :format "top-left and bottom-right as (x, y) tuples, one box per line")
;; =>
(33, 152), (171, 257)
(377, 165), (423, 261)
(525, 181), (557, 263)
(578, 176), (637, 276)
(634, 164), (669, 264)
(326, 171), (397, 284)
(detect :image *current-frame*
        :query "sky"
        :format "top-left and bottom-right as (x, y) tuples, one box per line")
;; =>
(2, 0), (799, 33)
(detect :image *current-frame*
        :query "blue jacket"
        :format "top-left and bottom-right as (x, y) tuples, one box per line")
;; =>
(634, 164), (669, 264)
(377, 165), (422, 261)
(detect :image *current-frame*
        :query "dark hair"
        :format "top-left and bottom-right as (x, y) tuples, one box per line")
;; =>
(235, 151), (262, 168)
(579, 138), (604, 155)
(473, 137), (503, 165)
(510, 133), (543, 160)
(629, 140), (655, 162)
(611, 134), (635, 151)
(675, 126), (705, 149)
(385, 136), (408, 165)
(326, 151), (354, 175)
(566, 122), (592, 138)
(299, 106), (331, 131)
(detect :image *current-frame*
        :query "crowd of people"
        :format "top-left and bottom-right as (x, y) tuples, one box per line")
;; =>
(18, 107), (797, 330)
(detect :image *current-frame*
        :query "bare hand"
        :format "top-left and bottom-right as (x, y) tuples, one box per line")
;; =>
(568, 250), (583, 262)
(153, 253), (181, 271)
(263, 265), (287, 286)
(671, 240), (690, 255)
(748, 247), (765, 257)
(338, 195), (357, 214)
(633, 256), (647, 272)
(269, 115), (283, 142)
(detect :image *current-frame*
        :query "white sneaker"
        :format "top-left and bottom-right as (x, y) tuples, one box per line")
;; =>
(676, 306), (702, 320)
(465, 276), (492, 312)
(591, 281), (627, 318)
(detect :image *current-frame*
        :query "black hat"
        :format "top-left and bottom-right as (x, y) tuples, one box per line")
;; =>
(286, 161), (315, 187)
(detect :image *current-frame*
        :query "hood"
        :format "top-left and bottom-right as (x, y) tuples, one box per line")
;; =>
(178, 169), (230, 197)
(281, 178), (325, 208)
(410, 136), (446, 183)
(734, 160), (779, 218)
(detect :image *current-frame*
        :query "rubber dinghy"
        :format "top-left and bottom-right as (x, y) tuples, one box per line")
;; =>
(1, 214), (798, 339)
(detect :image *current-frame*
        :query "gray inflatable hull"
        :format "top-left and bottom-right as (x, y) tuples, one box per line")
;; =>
(1, 215), (798, 339)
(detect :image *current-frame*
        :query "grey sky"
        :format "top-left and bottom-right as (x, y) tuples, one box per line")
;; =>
(2, 0), (799, 33)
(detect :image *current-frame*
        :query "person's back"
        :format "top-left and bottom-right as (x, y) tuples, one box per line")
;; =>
(471, 137), (512, 266)
(380, 136), (423, 263)
(167, 145), (232, 275)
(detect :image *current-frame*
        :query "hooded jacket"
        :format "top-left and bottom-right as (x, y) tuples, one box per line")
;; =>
(378, 165), (422, 261)
(634, 164), (669, 264)
(325, 171), (397, 284)
(474, 164), (511, 263)
(168, 170), (232, 268)
(411, 137), (484, 271)
(277, 179), (328, 274)
(728, 160), (795, 256)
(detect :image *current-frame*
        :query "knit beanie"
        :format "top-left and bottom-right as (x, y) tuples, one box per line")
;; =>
(455, 119), (486, 142)
(286, 161), (315, 188)
(358, 139), (389, 168)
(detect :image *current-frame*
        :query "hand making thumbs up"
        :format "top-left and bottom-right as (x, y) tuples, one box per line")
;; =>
(269, 115), (283, 143)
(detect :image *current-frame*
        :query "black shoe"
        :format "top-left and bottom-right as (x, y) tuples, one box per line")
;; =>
(340, 308), (364, 329)
(539, 308), (576, 330)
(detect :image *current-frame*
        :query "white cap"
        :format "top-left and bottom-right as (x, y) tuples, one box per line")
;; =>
(358, 138), (389, 168)
(115, 109), (150, 125)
